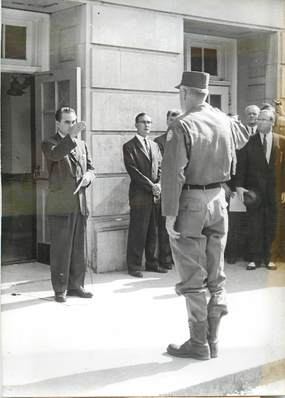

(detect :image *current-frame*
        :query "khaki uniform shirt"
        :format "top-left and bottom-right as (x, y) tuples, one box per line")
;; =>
(161, 103), (250, 216)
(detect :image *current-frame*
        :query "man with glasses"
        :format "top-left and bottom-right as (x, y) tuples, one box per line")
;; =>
(236, 109), (285, 271)
(123, 112), (167, 278)
(42, 107), (95, 302)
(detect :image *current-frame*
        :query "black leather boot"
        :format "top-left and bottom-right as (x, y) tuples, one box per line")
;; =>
(167, 320), (210, 360)
(207, 316), (222, 358)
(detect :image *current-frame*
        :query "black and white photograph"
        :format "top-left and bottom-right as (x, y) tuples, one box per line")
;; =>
(1, 0), (285, 396)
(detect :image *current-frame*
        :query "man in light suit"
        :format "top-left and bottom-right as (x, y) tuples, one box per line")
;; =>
(123, 112), (167, 278)
(42, 107), (95, 302)
(236, 109), (285, 270)
(154, 109), (181, 270)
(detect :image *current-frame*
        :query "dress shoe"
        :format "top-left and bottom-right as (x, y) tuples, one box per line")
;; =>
(128, 270), (143, 278)
(67, 287), (93, 298)
(246, 262), (256, 270)
(55, 292), (66, 303)
(167, 340), (210, 360)
(146, 264), (168, 273)
(265, 262), (277, 270)
(160, 263), (173, 270)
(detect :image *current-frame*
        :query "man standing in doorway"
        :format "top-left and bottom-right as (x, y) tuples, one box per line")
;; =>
(236, 109), (285, 271)
(42, 107), (95, 302)
(123, 112), (167, 278)
(154, 109), (181, 270)
(161, 71), (250, 360)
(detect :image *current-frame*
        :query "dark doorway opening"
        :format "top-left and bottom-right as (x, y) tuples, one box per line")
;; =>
(1, 72), (36, 264)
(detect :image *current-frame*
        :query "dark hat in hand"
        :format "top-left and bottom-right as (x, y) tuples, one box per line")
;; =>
(243, 190), (261, 209)
(175, 71), (210, 93)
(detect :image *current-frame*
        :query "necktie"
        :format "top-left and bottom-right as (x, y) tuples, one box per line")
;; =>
(251, 127), (254, 135)
(144, 138), (150, 156)
(263, 134), (267, 158)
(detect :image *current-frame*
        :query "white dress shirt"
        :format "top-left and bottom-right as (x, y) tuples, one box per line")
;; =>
(247, 125), (258, 135)
(136, 133), (150, 155)
(57, 130), (65, 139)
(259, 131), (273, 163)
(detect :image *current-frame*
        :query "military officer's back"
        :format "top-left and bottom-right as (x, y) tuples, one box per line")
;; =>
(161, 71), (250, 360)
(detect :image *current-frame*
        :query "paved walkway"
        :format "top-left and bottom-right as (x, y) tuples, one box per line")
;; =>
(1, 261), (285, 396)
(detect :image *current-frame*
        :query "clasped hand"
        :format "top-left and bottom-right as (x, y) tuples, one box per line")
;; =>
(152, 183), (161, 196)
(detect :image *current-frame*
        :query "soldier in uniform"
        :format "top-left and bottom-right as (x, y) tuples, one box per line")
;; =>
(161, 71), (250, 360)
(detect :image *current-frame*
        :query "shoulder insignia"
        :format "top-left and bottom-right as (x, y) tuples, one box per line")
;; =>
(166, 130), (173, 142)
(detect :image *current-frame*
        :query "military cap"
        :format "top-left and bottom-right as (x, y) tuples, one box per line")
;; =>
(175, 71), (210, 93)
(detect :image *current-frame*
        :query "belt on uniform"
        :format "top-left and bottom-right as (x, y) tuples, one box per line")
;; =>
(183, 182), (222, 190)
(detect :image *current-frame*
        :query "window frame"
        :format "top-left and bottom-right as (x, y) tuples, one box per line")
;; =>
(184, 33), (236, 83)
(1, 9), (49, 73)
(189, 43), (223, 78)
(184, 32), (237, 114)
(2, 19), (32, 65)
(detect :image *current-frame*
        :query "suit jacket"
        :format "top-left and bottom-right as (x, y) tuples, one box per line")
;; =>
(42, 133), (95, 216)
(154, 133), (167, 156)
(123, 136), (161, 207)
(235, 132), (285, 208)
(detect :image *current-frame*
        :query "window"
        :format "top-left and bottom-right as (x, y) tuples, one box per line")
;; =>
(2, 24), (27, 60)
(184, 33), (235, 81)
(1, 9), (49, 73)
(184, 33), (237, 114)
(191, 46), (218, 76)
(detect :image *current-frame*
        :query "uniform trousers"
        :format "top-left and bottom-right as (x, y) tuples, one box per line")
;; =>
(48, 203), (87, 293)
(170, 188), (228, 323)
(127, 200), (157, 271)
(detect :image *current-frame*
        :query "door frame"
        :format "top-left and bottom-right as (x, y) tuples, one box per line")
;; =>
(208, 85), (230, 114)
(1, 72), (37, 264)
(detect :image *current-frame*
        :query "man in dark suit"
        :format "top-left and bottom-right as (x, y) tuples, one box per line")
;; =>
(236, 109), (285, 271)
(225, 105), (260, 264)
(123, 112), (167, 278)
(42, 107), (95, 302)
(154, 109), (181, 270)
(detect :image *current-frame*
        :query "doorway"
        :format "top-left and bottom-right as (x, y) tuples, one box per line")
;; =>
(1, 72), (36, 264)
(208, 85), (230, 113)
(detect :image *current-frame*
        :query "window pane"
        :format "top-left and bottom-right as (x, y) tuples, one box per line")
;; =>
(204, 48), (217, 76)
(1, 25), (4, 58)
(43, 82), (55, 111)
(43, 113), (56, 140)
(5, 25), (27, 60)
(191, 47), (202, 72)
(57, 80), (70, 109)
(210, 95), (221, 110)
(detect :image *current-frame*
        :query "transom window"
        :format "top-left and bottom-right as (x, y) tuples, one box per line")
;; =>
(1, 8), (49, 73)
(1, 24), (27, 60)
(191, 46), (218, 76)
